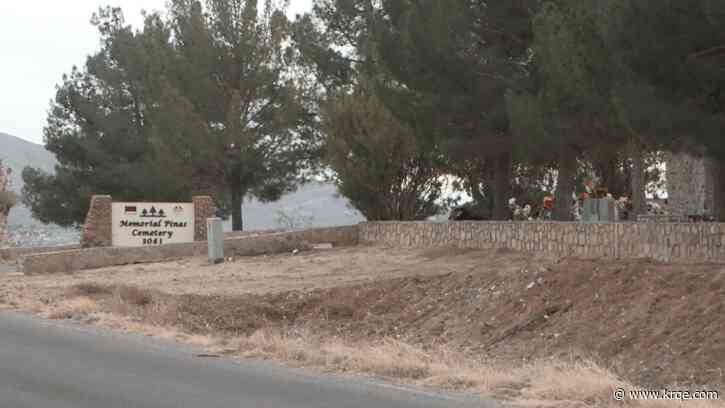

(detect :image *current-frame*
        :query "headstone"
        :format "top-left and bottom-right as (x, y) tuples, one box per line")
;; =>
(598, 198), (616, 222)
(583, 198), (615, 222)
(207, 218), (224, 264)
(583, 199), (599, 222)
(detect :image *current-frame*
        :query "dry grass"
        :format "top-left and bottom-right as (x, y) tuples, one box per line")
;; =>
(68, 282), (111, 297)
(236, 330), (528, 395)
(517, 361), (724, 408)
(521, 360), (625, 402)
(45, 286), (219, 352)
(31, 282), (725, 408)
(114, 285), (154, 306)
(238, 330), (476, 381)
(9, 276), (724, 408)
(48, 297), (99, 320)
(233, 329), (724, 408)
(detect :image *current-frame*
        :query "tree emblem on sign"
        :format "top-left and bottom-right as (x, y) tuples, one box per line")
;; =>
(140, 206), (167, 218)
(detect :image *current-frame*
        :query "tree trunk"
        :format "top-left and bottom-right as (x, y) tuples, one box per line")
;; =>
(554, 145), (577, 221)
(491, 151), (512, 220)
(595, 157), (622, 198)
(231, 183), (244, 232)
(469, 168), (486, 206)
(630, 141), (646, 218)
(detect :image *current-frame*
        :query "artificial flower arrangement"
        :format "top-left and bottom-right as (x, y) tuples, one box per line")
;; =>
(508, 198), (533, 221)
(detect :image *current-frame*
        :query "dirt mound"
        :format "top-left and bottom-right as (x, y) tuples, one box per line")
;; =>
(168, 256), (725, 389)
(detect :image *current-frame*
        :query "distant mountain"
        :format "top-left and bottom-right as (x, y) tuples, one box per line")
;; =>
(234, 182), (365, 231)
(0, 132), (57, 227)
(1, 131), (363, 238)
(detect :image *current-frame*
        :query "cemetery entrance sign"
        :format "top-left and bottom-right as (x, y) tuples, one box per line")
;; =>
(112, 202), (195, 247)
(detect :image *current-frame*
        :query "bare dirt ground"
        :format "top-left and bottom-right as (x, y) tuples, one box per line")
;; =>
(0, 246), (506, 297)
(1, 245), (724, 408)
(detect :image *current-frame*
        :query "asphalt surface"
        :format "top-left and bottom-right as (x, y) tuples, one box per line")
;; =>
(0, 313), (496, 408)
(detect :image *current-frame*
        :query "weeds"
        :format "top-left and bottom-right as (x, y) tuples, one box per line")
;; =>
(32, 283), (725, 407)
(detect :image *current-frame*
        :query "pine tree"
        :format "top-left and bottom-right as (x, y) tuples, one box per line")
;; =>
(321, 80), (445, 220)
(23, 8), (189, 227)
(507, 0), (635, 220)
(23, 2), (320, 230)
(598, 0), (725, 217)
(158, 0), (320, 231)
(374, 1), (538, 220)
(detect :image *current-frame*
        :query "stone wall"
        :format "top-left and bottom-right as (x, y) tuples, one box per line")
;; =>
(359, 221), (725, 263)
(0, 244), (80, 262)
(21, 225), (358, 274)
(21, 220), (725, 272)
(666, 151), (717, 216)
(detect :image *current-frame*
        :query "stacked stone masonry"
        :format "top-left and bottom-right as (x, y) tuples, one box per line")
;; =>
(22, 226), (359, 274)
(193, 196), (217, 242)
(81, 195), (113, 248)
(666, 151), (717, 217)
(0, 163), (11, 244)
(20, 220), (725, 273)
(359, 221), (725, 264)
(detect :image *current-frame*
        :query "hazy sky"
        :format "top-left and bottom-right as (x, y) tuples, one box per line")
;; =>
(0, 1), (313, 145)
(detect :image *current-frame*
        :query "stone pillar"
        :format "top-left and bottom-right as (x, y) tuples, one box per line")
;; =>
(193, 196), (217, 241)
(666, 151), (714, 217)
(0, 164), (9, 244)
(81, 195), (113, 248)
(704, 157), (717, 217)
(0, 210), (6, 244)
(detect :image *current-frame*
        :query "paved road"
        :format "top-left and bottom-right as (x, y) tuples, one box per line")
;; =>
(0, 313), (495, 408)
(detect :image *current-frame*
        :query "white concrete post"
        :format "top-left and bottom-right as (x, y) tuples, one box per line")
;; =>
(207, 218), (224, 264)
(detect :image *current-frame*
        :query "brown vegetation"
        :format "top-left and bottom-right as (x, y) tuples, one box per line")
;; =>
(1, 246), (724, 407)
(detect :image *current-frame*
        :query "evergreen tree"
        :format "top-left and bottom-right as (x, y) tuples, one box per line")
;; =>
(372, 1), (538, 220)
(157, 0), (320, 231)
(508, 0), (631, 220)
(23, 2), (319, 230)
(321, 80), (445, 220)
(23, 8), (188, 227)
(293, 0), (447, 220)
(598, 0), (725, 217)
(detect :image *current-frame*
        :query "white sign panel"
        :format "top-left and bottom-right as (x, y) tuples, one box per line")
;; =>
(112, 202), (195, 247)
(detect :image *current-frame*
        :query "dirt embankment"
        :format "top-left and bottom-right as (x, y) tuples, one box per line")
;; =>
(1, 246), (724, 406)
(117, 254), (725, 389)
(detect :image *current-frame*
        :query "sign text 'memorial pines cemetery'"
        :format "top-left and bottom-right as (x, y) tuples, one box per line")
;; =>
(112, 203), (195, 247)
